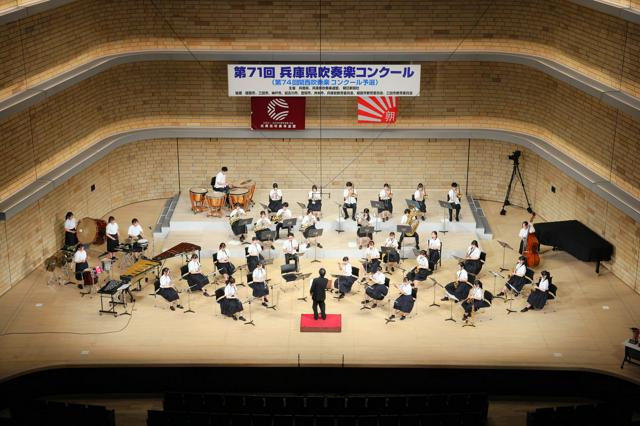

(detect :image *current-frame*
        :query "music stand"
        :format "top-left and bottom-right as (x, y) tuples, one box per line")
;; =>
(261, 230), (276, 260)
(236, 218), (254, 245)
(242, 294), (257, 326)
(488, 270), (505, 300)
(296, 272), (312, 302)
(428, 277), (442, 307)
(334, 201), (345, 233)
(282, 218), (297, 235)
(183, 281), (196, 314)
(307, 228), (323, 263)
(397, 224), (412, 259)
(405, 199), (420, 210)
(296, 202), (307, 218)
(260, 202), (269, 211)
(437, 200), (451, 234)
(497, 240), (513, 272)
(380, 247), (392, 273)
(370, 201), (384, 232)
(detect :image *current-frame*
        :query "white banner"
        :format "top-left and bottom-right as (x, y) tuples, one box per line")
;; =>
(228, 64), (420, 97)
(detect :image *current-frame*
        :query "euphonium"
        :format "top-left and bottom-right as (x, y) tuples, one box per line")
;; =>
(405, 208), (420, 236)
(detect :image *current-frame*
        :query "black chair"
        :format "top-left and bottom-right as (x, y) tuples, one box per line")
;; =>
(387, 396), (407, 410)
(406, 395), (427, 410)
(358, 415), (379, 426)
(366, 397), (386, 411)
(231, 413), (252, 426)
(327, 396), (346, 410)
(336, 415), (358, 426)
(225, 395), (245, 410)
(316, 415), (336, 426)
(346, 396), (366, 411)
(204, 394), (225, 410)
(295, 415), (315, 426)
(246, 395), (265, 410)
(306, 396), (326, 411)
(265, 396), (286, 412)
(273, 415), (294, 426)
(426, 394), (447, 413)
(252, 414), (272, 426)
(285, 396), (305, 411)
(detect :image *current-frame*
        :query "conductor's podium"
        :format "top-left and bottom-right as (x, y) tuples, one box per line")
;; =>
(300, 314), (342, 332)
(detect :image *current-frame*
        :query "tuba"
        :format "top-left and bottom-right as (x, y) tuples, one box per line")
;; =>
(404, 208), (420, 236)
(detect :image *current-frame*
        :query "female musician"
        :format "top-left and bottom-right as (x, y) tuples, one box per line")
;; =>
(389, 277), (415, 321)
(250, 262), (270, 307)
(215, 242), (236, 278)
(518, 220), (536, 254)
(342, 181), (358, 220)
(268, 183), (284, 213)
(158, 267), (183, 311)
(398, 208), (419, 250)
(336, 256), (356, 299)
(73, 244), (88, 287)
(128, 218), (145, 257)
(356, 208), (375, 249)
(413, 183), (427, 220)
(442, 262), (471, 302)
(378, 183), (393, 222)
(363, 266), (388, 308)
(497, 256), (528, 297)
(301, 209), (323, 248)
(275, 202), (293, 239)
(105, 216), (119, 261)
(283, 233), (300, 272)
(220, 277), (245, 321)
(247, 237), (264, 273)
(230, 203), (247, 242)
(308, 184), (322, 218)
(362, 240), (381, 276)
(64, 211), (78, 247)
(447, 182), (461, 222)
(382, 232), (400, 272)
(521, 270), (551, 312)
(463, 240), (482, 274)
(462, 281), (485, 322)
(187, 253), (210, 296)
(254, 211), (273, 246)
(427, 231), (442, 269)
(406, 250), (431, 283)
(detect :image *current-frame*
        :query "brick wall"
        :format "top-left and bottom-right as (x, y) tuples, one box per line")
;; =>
(1, 0), (638, 101)
(1, 137), (637, 296)
(1, 61), (638, 204)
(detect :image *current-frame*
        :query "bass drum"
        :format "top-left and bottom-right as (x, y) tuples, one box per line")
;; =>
(77, 217), (107, 245)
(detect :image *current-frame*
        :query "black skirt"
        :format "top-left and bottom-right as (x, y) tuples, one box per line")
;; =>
(247, 255), (263, 273)
(379, 199), (393, 213)
(107, 234), (119, 252)
(385, 250), (400, 263)
(445, 282), (471, 301)
(249, 281), (269, 298)
(231, 221), (247, 236)
(268, 199), (283, 213)
(366, 284), (388, 300)
(464, 259), (482, 275)
(187, 273), (210, 291)
(407, 267), (431, 282)
(217, 262), (236, 276)
(507, 275), (528, 293)
(65, 229), (78, 247)
(337, 276), (356, 294)
(416, 200), (426, 213)
(364, 259), (381, 274)
(159, 287), (179, 302)
(302, 225), (316, 239)
(221, 298), (243, 316)
(527, 290), (548, 309)
(255, 229), (273, 242)
(75, 261), (88, 281)
(428, 250), (440, 268)
(357, 226), (373, 239)
(308, 200), (322, 212)
(462, 299), (485, 314)
(394, 294), (414, 313)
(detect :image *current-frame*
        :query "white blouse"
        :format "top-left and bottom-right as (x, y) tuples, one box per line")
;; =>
(73, 250), (87, 263)
(64, 218), (77, 230)
(188, 260), (200, 274)
(217, 249), (230, 262)
(384, 238), (399, 249)
(470, 286), (483, 300)
(301, 215), (316, 227)
(428, 238), (442, 250)
(276, 208), (293, 219)
(283, 239), (299, 254)
(400, 283), (412, 296)
(414, 189), (424, 202)
(456, 269), (468, 282)
(230, 208), (245, 218)
(364, 247), (380, 259)
(342, 263), (353, 276)
(513, 263), (527, 277)
(417, 255), (429, 269)
(343, 188), (357, 204)
(467, 246), (481, 260)
(224, 284), (237, 297)
(214, 171), (226, 188)
(252, 268), (266, 283)
(372, 271), (386, 285)
(308, 191), (321, 201)
(248, 243), (262, 256)
(379, 189), (391, 200)
(160, 275), (172, 288)
(128, 224), (143, 237)
(448, 188), (460, 204)
(106, 222), (119, 235)
(269, 189), (283, 200)
(538, 278), (549, 291)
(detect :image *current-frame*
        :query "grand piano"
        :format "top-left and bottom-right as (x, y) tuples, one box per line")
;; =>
(534, 220), (613, 273)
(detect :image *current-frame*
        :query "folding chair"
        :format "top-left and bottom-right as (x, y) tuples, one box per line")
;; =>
(463, 289), (494, 327)
(543, 281), (558, 313)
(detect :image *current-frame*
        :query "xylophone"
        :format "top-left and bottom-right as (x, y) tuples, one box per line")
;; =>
(120, 258), (161, 291)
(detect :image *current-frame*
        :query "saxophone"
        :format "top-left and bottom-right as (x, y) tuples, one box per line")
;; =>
(271, 214), (283, 224)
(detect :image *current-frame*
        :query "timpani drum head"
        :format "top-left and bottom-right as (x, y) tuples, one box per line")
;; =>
(229, 188), (249, 195)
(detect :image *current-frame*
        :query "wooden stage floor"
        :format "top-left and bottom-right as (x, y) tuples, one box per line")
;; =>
(0, 195), (639, 383)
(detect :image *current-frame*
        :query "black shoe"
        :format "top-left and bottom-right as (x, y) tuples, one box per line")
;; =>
(521, 307), (529, 312)
(389, 315), (395, 320)
(338, 294), (345, 299)
(358, 245), (362, 250)
(391, 267), (395, 272)
(176, 304), (184, 309)
(497, 292), (505, 297)
(351, 216), (356, 221)
(232, 315), (238, 321)
(441, 297), (449, 301)
(456, 218), (460, 222)
(400, 316), (406, 321)
(317, 243), (323, 248)
(262, 302), (268, 307)
(170, 306), (176, 311)
(361, 300), (369, 304)
(239, 316), (246, 321)
(203, 291), (211, 297)
(314, 316), (319, 320)
(371, 303), (377, 309)
(77, 284), (84, 290)
(322, 315), (326, 320)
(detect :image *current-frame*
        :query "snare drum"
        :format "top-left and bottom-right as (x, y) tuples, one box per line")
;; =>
(206, 193), (226, 217)
(229, 188), (249, 210)
(189, 187), (209, 213)
(134, 239), (149, 251)
(77, 218), (107, 245)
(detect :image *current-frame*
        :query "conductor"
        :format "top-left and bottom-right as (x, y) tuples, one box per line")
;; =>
(310, 268), (329, 320)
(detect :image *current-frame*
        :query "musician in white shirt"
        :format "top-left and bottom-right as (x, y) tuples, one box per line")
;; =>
(443, 262), (471, 302)
(73, 244), (88, 286)
(105, 216), (119, 261)
(127, 218), (145, 258)
(275, 202), (294, 239)
(307, 184), (322, 218)
(463, 240), (483, 274)
(447, 182), (461, 222)
(498, 256), (529, 297)
(64, 211), (78, 246)
(215, 242), (235, 278)
(283, 233), (300, 272)
(522, 270), (552, 312)
(364, 266), (389, 307)
(381, 231), (400, 272)
(336, 256), (356, 298)
(427, 231), (442, 268)
(406, 250), (431, 283)
(362, 240), (381, 276)
(254, 211), (274, 247)
(301, 209), (322, 248)
(462, 281), (486, 321)
(389, 277), (415, 321)
(250, 262), (270, 306)
(187, 253), (210, 295)
(213, 166), (230, 192)
(221, 277), (245, 321)
(268, 182), (284, 213)
(230, 203), (247, 242)
(342, 181), (358, 220)
(518, 220), (536, 254)
(413, 183), (427, 220)
(247, 237), (264, 272)
(356, 208), (375, 249)
(398, 209), (420, 249)
(158, 267), (183, 311)
(378, 183), (393, 222)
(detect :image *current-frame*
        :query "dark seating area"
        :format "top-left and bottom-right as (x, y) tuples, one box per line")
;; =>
(526, 402), (631, 426)
(9, 399), (115, 426)
(150, 392), (488, 426)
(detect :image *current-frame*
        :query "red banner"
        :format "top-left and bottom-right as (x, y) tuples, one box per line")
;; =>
(251, 97), (305, 130)
(357, 96), (397, 123)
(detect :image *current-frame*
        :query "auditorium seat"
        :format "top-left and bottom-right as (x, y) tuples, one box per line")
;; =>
(327, 396), (346, 410)
(316, 414), (336, 426)
(346, 397), (367, 411)
(295, 415), (314, 426)
(273, 415), (294, 426)
(357, 415), (379, 426)
(10, 400), (116, 426)
(336, 415), (358, 426)
(366, 397), (386, 410)
(265, 396), (286, 412)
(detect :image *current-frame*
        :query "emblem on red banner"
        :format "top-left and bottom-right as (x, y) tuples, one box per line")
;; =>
(251, 97), (305, 130)
(357, 96), (397, 123)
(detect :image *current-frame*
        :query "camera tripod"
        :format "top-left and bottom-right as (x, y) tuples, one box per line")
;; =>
(500, 151), (533, 215)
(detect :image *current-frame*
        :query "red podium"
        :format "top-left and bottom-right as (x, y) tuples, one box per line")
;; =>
(300, 314), (342, 332)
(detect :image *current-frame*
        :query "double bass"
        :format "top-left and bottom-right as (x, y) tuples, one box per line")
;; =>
(523, 213), (540, 267)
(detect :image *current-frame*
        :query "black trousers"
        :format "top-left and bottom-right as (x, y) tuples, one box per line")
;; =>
(449, 203), (461, 221)
(343, 203), (356, 219)
(275, 223), (293, 238)
(399, 232), (419, 248)
(312, 300), (326, 319)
